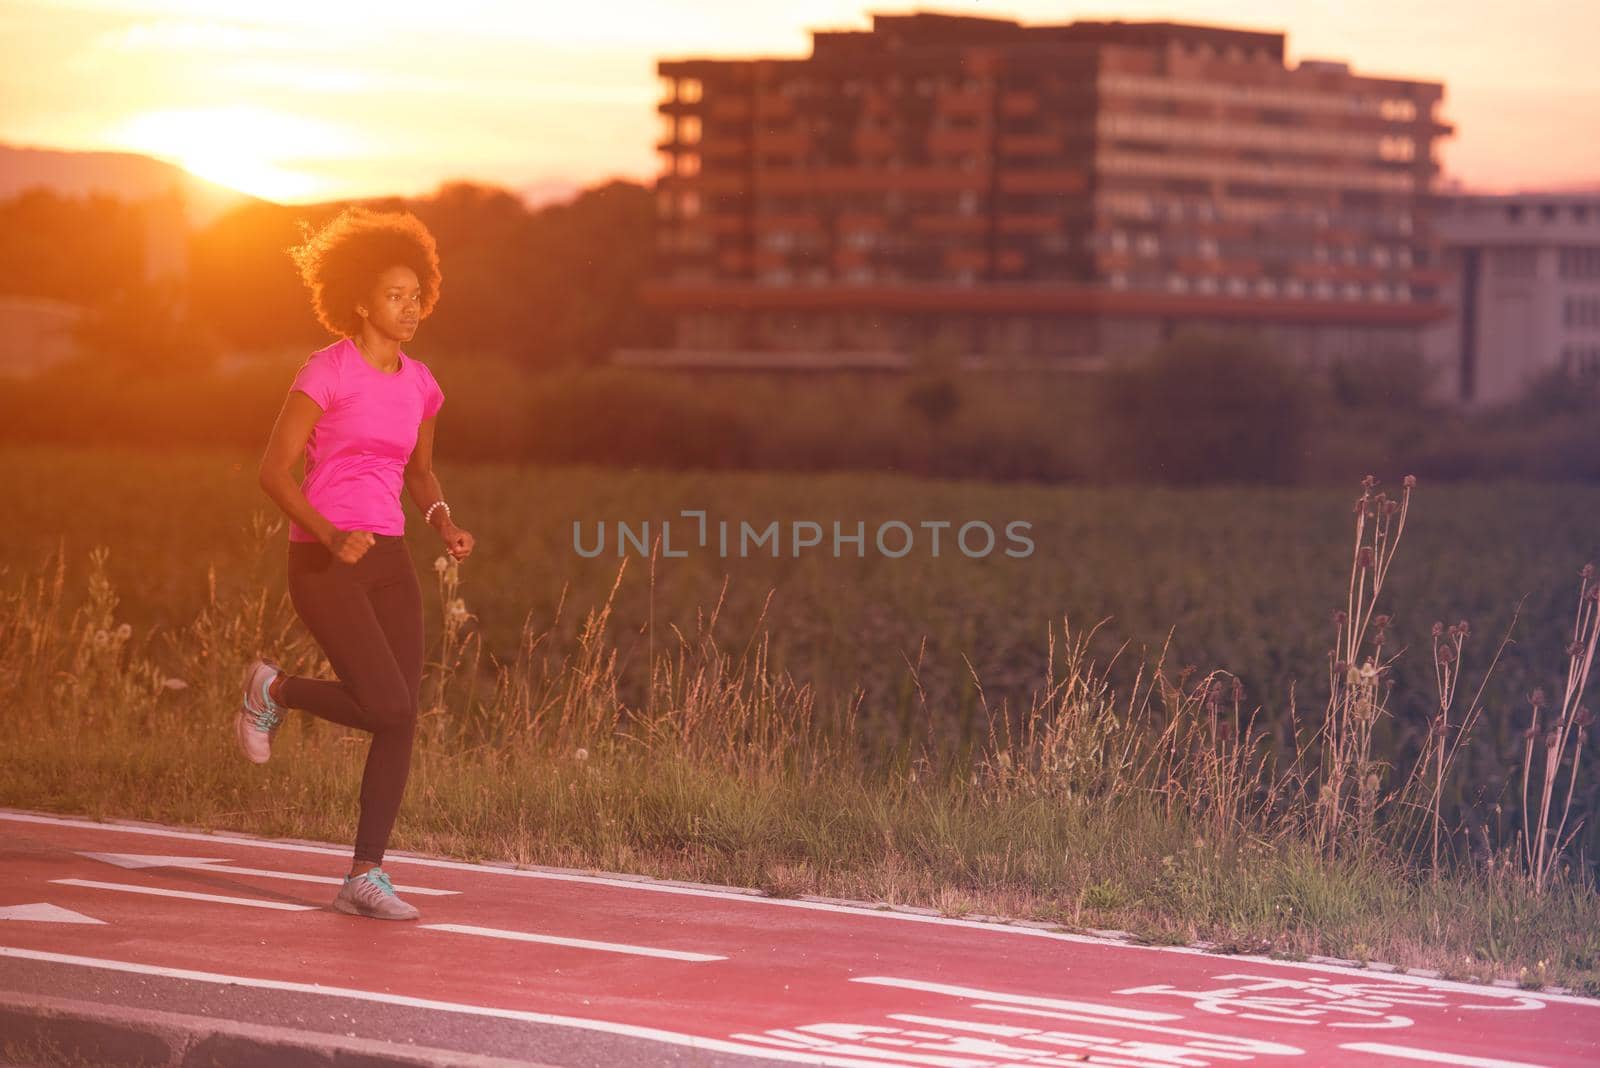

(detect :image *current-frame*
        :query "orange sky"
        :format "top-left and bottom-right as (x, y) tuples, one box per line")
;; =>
(2, 0), (1595, 204)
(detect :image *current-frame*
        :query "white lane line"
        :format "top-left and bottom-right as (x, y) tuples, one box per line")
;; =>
(50, 879), (317, 912)
(10, 810), (1599, 1010)
(0, 946), (902, 1068)
(421, 923), (724, 962)
(1340, 1042), (1554, 1067)
(0, 903), (104, 925)
(851, 977), (1179, 1022)
(77, 852), (457, 895)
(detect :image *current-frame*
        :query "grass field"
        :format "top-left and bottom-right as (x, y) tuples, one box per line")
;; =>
(4, 443), (1599, 992)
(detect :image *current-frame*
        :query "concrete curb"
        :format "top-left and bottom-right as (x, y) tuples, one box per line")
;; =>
(0, 991), (550, 1068)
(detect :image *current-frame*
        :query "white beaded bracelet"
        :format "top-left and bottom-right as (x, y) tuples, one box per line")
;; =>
(424, 500), (451, 524)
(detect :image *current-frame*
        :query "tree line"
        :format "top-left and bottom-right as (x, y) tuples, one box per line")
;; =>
(0, 179), (669, 372)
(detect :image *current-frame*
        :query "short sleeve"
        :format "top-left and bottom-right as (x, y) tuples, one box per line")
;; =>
(421, 367), (444, 419)
(289, 354), (340, 410)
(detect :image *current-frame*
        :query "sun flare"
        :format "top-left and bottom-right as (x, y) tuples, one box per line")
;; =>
(107, 106), (355, 202)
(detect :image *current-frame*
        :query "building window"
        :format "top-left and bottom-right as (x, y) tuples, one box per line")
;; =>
(677, 78), (702, 104)
(680, 116), (702, 144)
(1559, 248), (1600, 279)
(1380, 98), (1417, 122)
(1564, 346), (1600, 380)
(1379, 136), (1415, 161)
(1566, 295), (1600, 328)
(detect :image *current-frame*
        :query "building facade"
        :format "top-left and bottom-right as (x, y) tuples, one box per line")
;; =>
(637, 11), (1453, 369)
(1425, 193), (1600, 406)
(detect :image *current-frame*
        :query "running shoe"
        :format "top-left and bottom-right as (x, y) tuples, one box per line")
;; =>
(332, 867), (421, 920)
(236, 657), (284, 764)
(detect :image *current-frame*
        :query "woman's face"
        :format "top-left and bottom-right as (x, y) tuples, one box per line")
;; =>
(359, 264), (422, 343)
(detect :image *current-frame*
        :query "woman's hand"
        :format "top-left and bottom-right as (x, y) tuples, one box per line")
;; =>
(441, 522), (474, 562)
(326, 529), (375, 564)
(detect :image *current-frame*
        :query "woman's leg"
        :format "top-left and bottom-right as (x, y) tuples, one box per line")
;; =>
(280, 540), (421, 871)
(353, 541), (426, 869)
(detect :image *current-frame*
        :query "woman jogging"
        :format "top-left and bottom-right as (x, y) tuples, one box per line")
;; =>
(238, 206), (474, 921)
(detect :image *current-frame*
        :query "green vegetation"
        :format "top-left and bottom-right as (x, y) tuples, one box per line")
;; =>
(3, 445), (1598, 993)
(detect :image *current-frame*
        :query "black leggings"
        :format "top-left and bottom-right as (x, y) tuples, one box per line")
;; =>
(279, 534), (424, 867)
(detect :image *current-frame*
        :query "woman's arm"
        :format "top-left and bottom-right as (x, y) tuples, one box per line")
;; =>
(405, 415), (474, 560)
(258, 391), (340, 549)
(403, 415), (446, 533)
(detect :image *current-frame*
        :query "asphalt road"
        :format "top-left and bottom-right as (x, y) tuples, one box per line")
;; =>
(3, 808), (1598, 1067)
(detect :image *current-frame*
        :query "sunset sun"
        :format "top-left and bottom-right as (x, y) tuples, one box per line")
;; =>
(107, 106), (354, 201)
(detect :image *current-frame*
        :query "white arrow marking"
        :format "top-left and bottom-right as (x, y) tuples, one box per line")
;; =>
(52, 879), (317, 911)
(78, 853), (230, 870)
(0, 903), (105, 925)
(77, 852), (457, 895)
(421, 923), (725, 962)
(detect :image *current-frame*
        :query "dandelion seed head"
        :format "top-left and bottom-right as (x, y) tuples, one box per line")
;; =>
(1432, 621), (1445, 638)
(434, 556), (449, 574)
(1357, 546), (1375, 570)
(93, 629), (109, 650)
(574, 747), (589, 761)
(1531, 687), (1548, 709)
(1584, 563), (1596, 581)
(163, 678), (188, 690)
(1361, 475), (1378, 491)
(116, 623), (132, 641)
(1403, 474), (1417, 489)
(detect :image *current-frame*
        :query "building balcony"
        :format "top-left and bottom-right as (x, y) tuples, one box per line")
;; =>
(998, 170), (1090, 193)
(999, 214), (1065, 233)
(637, 279), (1450, 324)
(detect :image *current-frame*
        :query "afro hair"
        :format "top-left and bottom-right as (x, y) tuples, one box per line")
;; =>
(287, 207), (441, 338)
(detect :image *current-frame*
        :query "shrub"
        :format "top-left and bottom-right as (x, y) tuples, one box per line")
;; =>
(1104, 329), (1307, 484)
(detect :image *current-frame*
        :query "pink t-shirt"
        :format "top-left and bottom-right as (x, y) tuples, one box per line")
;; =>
(286, 337), (445, 544)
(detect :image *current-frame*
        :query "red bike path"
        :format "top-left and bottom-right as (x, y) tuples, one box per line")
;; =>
(2, 809), (1598, 1067)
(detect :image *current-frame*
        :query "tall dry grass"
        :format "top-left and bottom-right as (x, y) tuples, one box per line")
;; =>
(1, 479), (1598, 992)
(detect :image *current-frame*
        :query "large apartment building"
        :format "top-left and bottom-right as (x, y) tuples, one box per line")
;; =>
(637, 11), (1453, 368)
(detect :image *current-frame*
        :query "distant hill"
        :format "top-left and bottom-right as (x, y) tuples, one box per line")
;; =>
(0, 143), (263, 225)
